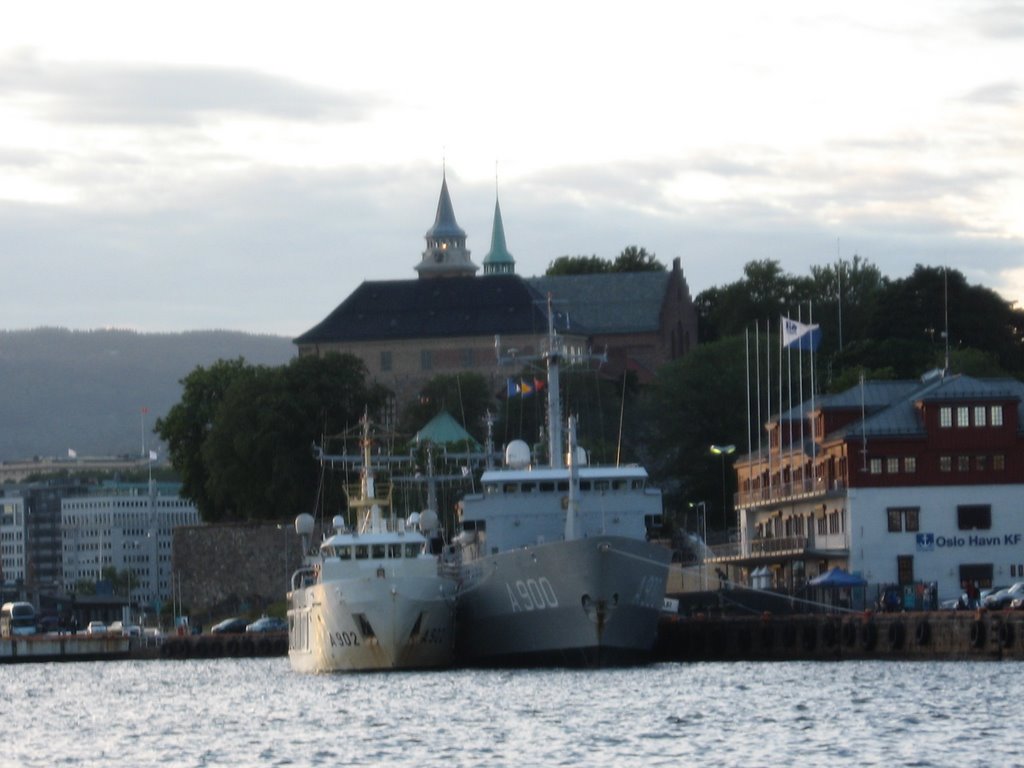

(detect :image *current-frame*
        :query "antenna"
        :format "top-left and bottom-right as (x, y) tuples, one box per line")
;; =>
(943, 266), (950, 375)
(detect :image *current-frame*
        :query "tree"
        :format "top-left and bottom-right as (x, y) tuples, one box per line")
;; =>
(546, 247), (664, 276)
(638, 335), (750, 529)
(612, 246), (665, 272)
(546, 255), (609, 275)
(158, 353), (388, 522)
(398, 373), (495, 445)
(155, 358), (254, 517)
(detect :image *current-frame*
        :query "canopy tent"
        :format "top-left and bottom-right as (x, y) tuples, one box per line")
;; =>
(809, 567), (867, 588)
(413, 411), (481, 449)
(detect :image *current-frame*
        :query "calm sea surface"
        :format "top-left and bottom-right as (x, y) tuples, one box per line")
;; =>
(6, 658), (1023, 767)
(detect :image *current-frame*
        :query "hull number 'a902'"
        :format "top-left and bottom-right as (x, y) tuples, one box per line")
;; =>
(506, 577), (559, 612)
(329, 631), (360, 647)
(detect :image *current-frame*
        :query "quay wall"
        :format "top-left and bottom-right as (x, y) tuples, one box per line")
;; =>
(655, 610), (1024, 661)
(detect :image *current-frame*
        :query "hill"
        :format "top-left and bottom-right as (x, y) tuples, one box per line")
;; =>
(0, 328), (295, 462)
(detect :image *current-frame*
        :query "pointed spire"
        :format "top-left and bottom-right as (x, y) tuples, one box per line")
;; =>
(416, 170), (477, 279)
(483, 196), (515, 275)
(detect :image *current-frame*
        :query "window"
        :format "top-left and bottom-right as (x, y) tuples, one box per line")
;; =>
(897, 555), (914, 586)
(992, 405), (1004, 426)
(956, 406), (969, 427)
(870, 458), (882, 474)
(380, 350), (392, 372)
(994, 454), (1006, 471)
(887, 457), (899, 474)
(959, 563), (993, 590)
(887, 507), (920, 533)
(957, 504), (992, 530)
(904, 456), (917, 473)
(939, 456), (952, 472)
(939, 407), (952, 427)
(974, 406), (986, 427)
(957, 455), (970, 472)
(420, 350), (432, 371)
(976, 455), (987, 471)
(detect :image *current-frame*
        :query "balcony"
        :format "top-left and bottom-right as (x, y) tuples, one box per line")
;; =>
(735, 476), (847, 510)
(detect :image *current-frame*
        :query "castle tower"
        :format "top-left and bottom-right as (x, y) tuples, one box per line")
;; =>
(482, 195), (515, 276)
(415, 172), (478, 279)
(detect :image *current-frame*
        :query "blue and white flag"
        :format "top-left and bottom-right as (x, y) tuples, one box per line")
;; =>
(781, 316), (822, 351)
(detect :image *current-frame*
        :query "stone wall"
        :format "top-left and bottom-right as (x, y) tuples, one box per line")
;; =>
(173, 522), (314, 625)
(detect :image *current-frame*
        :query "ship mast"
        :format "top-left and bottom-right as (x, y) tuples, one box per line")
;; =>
(545, 293), (564, 469)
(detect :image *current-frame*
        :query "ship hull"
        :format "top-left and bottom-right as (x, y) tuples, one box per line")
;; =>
(288, 574), (456, 673)
(455, 536), (670, 667)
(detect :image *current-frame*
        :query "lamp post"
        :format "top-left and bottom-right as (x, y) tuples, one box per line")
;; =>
(710, 444), (736, 532)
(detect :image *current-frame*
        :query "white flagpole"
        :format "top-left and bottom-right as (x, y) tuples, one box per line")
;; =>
(797, 306), (805, 487)
(765, 317), (772, 496)
(745, 328), (752, 460)
(755, 323), (762, 494)
(809, 300), (817, 478)
(786, 317), (794, 477)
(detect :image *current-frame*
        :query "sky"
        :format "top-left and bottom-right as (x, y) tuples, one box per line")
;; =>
(2, 1), (1022, 337)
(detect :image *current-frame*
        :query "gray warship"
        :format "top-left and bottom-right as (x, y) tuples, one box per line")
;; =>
(453, 300), (671, 666)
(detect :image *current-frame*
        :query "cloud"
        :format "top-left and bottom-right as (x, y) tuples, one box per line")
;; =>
(964, 1), (1024, 39)
(961, 80), (1022, 105)
(0, 49), (380, 126)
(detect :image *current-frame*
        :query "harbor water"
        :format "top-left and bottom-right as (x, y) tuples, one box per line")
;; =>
(7, 658), (1023, 766)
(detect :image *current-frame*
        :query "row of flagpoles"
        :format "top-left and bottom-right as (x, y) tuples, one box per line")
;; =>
(745, 305), (822, 498)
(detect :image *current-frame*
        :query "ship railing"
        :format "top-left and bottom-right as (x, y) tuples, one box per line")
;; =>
(291, 567), (317, 591)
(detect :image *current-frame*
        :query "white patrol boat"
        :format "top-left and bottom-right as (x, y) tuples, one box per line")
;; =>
(287, 416), (457, 673)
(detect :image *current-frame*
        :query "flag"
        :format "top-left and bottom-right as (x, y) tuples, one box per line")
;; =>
(782, 316), (822, 351)
(506, 378), (521, 397)
(149, 450), (158, 461)
(140, 406), (150, 415)
(68, 448), (77, 459)
(520, 379), (534, 396)
(461, 466), (470, 477)
(533, 377), (546, 392)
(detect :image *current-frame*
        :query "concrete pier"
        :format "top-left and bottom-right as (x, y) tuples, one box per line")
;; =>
(655, 610), (1024, 661)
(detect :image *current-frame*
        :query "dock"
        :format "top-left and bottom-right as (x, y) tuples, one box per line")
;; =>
(655, 610), (1024, 661)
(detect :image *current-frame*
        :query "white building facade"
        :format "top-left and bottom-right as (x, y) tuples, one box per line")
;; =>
(0, 497), (27, 587)
(61, 481), (199, 612)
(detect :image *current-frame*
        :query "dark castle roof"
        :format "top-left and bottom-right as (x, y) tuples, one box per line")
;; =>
(294, 275), (564, 344)
(528, 271), (671, 334)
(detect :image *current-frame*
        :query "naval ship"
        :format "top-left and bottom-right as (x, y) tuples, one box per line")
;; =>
(453, 300), (671, 666)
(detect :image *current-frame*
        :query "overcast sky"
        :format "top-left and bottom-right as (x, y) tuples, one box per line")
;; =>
(2, 1), (1022, 337)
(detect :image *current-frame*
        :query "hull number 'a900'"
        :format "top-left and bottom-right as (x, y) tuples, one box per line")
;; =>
(506, 577), (559, 612)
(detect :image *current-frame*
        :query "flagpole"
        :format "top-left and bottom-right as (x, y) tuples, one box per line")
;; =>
(797, 307), (805, 487)
(755, 323), (762, 494)
(809, 300), (817, 477)
(786, 317), (793, 480)
(765, 317), (772, 497)
(745, 329), (752, 462)
(777, 315), (783, 491)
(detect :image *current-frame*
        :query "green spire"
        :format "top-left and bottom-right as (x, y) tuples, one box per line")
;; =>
(483, 197), (515, 275)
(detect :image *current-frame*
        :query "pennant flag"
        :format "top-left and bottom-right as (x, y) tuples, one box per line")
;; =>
(782, 316), (822, 351)
(533, 377), (546, 392)
(68, 448), (77, 459)
(506, 378), (521, 397)
(520, 379), (534, 396)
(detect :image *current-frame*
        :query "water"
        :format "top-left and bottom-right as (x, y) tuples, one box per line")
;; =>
(6, 658), (1022, 767)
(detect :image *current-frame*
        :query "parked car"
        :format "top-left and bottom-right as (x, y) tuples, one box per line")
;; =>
(984, 582), (1024, 610)
(210, 617), (249, 634)
(85, 621), (107, 635)
(245, 616), (287, 633)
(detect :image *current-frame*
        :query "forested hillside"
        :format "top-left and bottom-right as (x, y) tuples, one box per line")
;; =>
(0, 328), (294, 461)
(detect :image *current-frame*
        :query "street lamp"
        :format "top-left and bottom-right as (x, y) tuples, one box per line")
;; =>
(709, 444), (736, 532)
